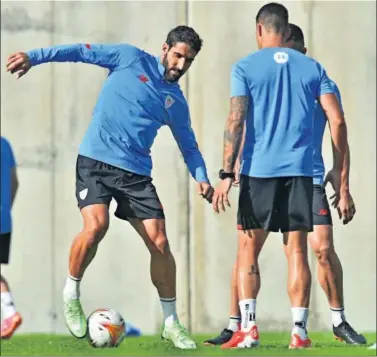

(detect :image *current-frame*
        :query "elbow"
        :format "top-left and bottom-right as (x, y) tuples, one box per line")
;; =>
(329, 114), (346, 128)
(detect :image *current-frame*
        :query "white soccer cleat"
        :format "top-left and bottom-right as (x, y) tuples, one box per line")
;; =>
(161, 321), (196, 349)
(63, 299), (87, 339)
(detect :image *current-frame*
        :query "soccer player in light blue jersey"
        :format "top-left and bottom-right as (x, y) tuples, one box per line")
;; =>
(0, 137), (21, 339)
(206, 23), (365, 348)
(212, 3), (353, 349)
(6, 26), (214, 349)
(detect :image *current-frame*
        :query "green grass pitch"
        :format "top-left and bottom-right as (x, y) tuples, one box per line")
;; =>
(1, 332), (376, 356)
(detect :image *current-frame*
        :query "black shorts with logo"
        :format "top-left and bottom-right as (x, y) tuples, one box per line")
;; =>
(237, 175), (313, 233)
(312, 184), (332, 226)
(75, 155), (165, 221)
(0, 233), (11, 264)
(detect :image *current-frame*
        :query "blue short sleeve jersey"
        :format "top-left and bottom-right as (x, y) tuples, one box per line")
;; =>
(313, 80), (343, 185)
(230, 47), (335, 178)
(1, 137), (16, 234)
(27, 44), (209, 183)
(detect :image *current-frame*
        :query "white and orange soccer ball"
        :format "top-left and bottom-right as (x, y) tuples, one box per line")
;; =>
(87, 308), (126, 348)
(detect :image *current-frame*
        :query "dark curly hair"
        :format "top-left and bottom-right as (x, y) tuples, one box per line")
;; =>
(166, 25), (203, 54)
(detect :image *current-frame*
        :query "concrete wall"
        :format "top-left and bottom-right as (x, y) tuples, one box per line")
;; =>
(1, 1), (375, 334)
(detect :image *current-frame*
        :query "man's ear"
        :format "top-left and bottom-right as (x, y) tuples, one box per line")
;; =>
(162, 43), (169, 54)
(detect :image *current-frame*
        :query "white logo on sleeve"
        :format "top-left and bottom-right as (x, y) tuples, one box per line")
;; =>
(165, 95), (175, 109)
(274, 52), (289, 64)
(79, 188), (88, 200)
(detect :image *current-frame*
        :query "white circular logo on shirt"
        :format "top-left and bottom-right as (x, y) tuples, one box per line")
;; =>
(274, 52), (289, 64)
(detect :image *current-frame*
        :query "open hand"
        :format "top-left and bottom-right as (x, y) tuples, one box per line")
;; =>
(335, 192), (356, 225)
(6, 52), (32, 79)
(212, 178), (233, 213)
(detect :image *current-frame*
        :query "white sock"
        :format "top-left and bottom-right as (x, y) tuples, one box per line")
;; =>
(1, 292), (17, 319)
(228, 315), (241, 332)
(331, 307), (346, 327)
(63, 275), (81, 303)
(160, 298), (178, 327)
(291, 307), (309, 339)
(239, 299), (256, 332)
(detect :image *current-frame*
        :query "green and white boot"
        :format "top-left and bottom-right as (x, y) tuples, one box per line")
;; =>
(161, 321), (196, 349)
(63, 299), (87, 338)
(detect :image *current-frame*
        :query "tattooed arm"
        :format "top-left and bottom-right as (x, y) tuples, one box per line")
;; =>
(222, 96), (249, 173)
(212, 62), (250, 214)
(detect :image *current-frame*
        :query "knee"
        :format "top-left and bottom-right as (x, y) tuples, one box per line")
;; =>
(149, 234), (170, 255)
(285, 246), (309, 267)
(84, 219), (109, 247)
(315, 246), (333, 267)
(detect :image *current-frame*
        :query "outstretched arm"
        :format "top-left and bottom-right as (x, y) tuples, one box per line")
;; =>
(6, 43), (134, 78)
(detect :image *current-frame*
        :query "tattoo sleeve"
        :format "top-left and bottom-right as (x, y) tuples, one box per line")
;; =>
(223, 96), (249, 172)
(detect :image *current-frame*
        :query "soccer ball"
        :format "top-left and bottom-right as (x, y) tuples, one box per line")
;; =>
(87, 308), (126, 348)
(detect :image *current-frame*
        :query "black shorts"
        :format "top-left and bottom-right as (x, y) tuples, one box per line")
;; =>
(237, 175), (313, 233)
(0, 233), (11, 264)
(75, 155), (165, 221)
(312, 184), (332, 226)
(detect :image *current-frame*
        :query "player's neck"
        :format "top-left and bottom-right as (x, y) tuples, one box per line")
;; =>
(260, 36), (285, 49)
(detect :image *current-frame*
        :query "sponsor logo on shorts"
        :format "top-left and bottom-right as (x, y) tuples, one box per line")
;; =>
(79, 188), (88, 200)
(319, 208), (329, 216)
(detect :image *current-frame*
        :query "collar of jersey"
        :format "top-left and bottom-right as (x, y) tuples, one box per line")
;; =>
(155, 56), (165, 77)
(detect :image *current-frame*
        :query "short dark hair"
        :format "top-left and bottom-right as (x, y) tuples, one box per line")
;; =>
(166, 25), (203, 54)
(256, 2), (289, 35)
(287, 23), (305, 45)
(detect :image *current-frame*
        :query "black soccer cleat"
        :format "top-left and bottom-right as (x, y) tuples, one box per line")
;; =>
(333, 321), (367, 345)
(203, 329), (234, 346)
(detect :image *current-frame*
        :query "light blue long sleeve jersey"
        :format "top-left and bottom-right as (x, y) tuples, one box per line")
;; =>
(313, 79), (344, 185)
(26, 43), (209, 183)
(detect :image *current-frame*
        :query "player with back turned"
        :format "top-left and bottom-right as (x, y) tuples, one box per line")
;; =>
(206, 23), (364, 348)
(212, 3), (354, 349)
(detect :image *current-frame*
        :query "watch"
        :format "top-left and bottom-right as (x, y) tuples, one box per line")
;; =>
(219, 169), (235, 180)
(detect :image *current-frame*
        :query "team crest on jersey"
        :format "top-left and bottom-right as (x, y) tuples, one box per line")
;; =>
(165, 95), (175, 109)
(274, 52), (289, 64)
